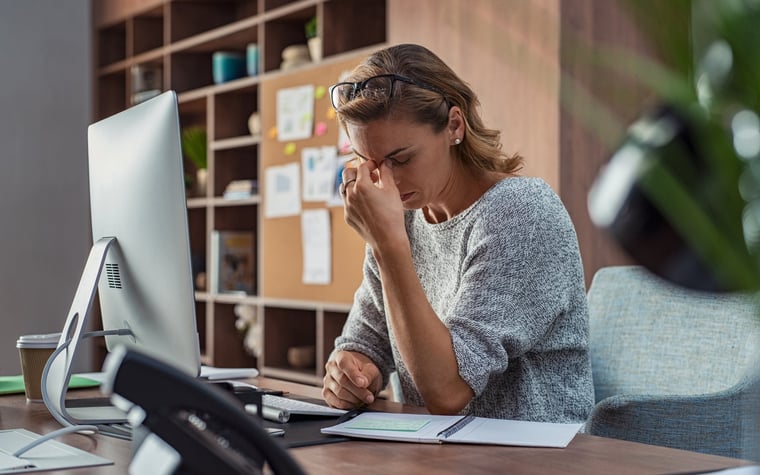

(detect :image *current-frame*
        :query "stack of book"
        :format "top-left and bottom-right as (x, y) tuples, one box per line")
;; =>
(223, 179), (258, 200)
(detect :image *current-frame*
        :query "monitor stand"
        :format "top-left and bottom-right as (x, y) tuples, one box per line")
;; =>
(41, 237), (131, 426)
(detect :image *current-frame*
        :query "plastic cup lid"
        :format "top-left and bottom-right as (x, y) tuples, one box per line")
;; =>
(16, 332), (60, 349)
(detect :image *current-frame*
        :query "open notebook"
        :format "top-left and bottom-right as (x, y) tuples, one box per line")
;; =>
(321, 412), (583, 448)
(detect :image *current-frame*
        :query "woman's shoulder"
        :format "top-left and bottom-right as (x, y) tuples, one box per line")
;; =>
(470, 177), (579, 256)
(481, 176), (562, 215)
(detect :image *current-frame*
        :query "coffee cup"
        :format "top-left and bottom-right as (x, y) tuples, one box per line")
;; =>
(17, 333), (60, 402)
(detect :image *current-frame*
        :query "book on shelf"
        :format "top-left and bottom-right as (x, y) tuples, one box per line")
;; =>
(209, 230), (256, 295)
(321, 412), (582, 448)
(223, 179), (258, 200)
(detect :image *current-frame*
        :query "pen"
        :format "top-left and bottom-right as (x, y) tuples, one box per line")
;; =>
(336, 407), (369, 424)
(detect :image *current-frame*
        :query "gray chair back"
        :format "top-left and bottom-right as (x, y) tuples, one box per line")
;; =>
(588, 265), (760, 402)
(586, 266), (760, 459)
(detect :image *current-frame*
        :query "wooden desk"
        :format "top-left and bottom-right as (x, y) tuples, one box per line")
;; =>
(0, 377), (752, 474)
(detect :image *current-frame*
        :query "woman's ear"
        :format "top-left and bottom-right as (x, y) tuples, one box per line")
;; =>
(448, 106), (465, 143)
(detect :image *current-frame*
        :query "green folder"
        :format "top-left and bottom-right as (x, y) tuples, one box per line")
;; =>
(0, 375), (100, 395)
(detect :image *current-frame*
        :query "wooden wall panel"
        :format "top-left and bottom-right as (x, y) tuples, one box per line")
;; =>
(559, 0), (656, 285)
(387, 0), (561, 190)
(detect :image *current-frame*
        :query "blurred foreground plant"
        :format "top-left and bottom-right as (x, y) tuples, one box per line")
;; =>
(585, 0), (760, 292)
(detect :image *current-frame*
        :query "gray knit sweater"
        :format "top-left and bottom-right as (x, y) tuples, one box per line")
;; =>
(335, 177), (594, 423)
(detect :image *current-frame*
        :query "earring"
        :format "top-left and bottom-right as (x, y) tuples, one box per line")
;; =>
(454, 138), (461, 145)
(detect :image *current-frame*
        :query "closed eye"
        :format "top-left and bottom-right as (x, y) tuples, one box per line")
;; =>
(387, 155), (411, 167)
(354, 155), (412, 168)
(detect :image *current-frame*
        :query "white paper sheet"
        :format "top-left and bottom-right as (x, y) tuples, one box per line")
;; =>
(276, 85), (315, 141)
(302, 146), (338, 202)
(301, 209), (331, 284)
(265, 163), (301, 218)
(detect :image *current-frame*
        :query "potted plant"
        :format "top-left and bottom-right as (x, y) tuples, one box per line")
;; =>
(181, 126), (208, 197)
(305, 15), (321, 62)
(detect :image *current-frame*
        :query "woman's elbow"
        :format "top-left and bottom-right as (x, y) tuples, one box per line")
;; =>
(425, 385), (473, 415)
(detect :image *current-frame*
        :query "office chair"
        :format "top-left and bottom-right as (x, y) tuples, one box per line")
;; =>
(585, 265), (760, 459)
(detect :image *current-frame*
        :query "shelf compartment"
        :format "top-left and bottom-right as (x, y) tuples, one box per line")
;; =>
(96, 71), (127, 120)
(170, 23), (259, 94)
(97, 21), (127, 67)
(213, 89), (258, 140)
(262, 306), (317, 375)
(209, 302), (257, 367)
(187, 207), (208, 292)
(213, 146), (259, 197)
(322, 0), (386, 58)
(196, 300), (208, 358)
(262, 5), (316, 73)
(214, 204), (258, 235)
(178, 95), (208, 130)
(170, 0), (258, 43)
(131, 6), (165, 55)
(170, 52), (214, 93)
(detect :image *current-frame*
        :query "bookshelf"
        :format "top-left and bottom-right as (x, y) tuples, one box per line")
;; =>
(93, 0), (386, 383)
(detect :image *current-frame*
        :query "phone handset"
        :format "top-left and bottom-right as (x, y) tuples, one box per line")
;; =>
(101, 346), (306, 475)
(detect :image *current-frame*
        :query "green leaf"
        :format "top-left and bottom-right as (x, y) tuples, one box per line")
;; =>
(181, 127), (207, 170)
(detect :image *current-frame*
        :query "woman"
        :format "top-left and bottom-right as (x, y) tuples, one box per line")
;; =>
(323, 43), (593, 423)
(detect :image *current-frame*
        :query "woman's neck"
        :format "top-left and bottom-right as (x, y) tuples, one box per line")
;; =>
(422, 169), (507, 224)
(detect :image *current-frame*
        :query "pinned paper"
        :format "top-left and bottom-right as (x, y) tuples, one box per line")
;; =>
(302, 146), (338, 202)
(301, 209), (331, 285)
(264, 163), (301, 218)
(277, 85), (315, 141)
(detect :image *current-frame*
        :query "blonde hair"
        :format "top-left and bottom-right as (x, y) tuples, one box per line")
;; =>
(335, 44), (523, 174)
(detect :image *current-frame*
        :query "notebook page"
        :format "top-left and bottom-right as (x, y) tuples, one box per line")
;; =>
(444, 418), (582, 448)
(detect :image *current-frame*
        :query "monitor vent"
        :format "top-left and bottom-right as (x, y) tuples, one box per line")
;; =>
(106, 263), (122, 289)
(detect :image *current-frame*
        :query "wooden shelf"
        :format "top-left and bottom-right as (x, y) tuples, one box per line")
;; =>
(93, 0), (386, 384)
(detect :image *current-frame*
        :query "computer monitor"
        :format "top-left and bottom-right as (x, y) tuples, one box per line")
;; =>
(42, 91), (201, 425)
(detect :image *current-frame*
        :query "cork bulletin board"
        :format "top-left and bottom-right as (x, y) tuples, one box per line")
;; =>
(260, 51), (374, 303)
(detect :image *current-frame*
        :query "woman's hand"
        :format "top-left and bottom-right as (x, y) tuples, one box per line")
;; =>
(322, 350), (382, 409)
(341, 160), (406, 251)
